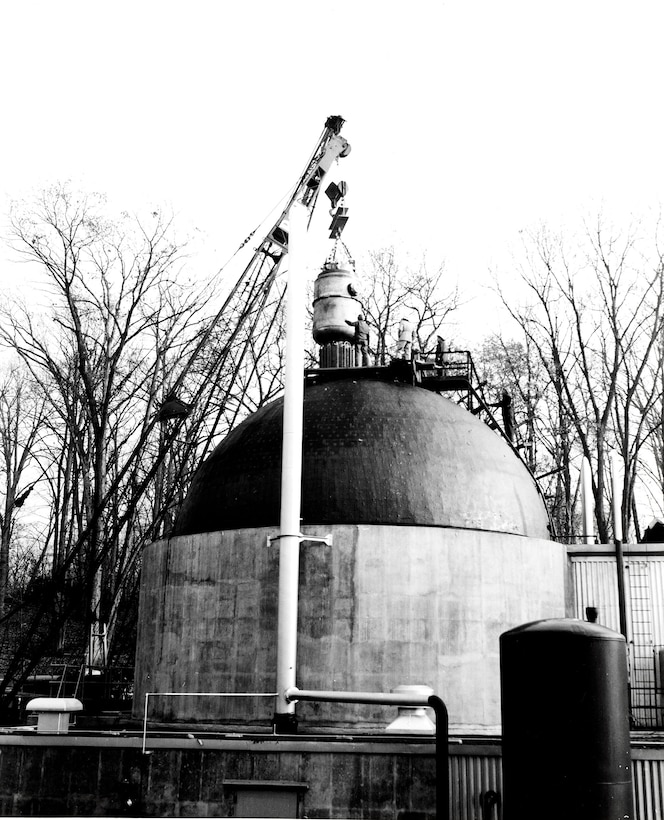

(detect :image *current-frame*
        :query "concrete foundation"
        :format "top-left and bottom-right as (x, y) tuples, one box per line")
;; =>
(0, 733), (447, 818)
(0, 733), (661, 819)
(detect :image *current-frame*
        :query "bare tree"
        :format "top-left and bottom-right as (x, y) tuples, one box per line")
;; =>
(0, 182), (306, 706)
(494, 217), (664, 543)
(474, 333), (579, 539)
(359, 248), (460, 364)
(639, 339), (664, 521)
(0, 185), (206, 698)
(0, 368), (47, 614)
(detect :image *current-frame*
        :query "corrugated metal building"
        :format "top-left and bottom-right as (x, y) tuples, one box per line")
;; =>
(569, 543), (664, 728)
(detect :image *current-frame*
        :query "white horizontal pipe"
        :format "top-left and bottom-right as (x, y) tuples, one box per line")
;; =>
(285, 687), (432, 707)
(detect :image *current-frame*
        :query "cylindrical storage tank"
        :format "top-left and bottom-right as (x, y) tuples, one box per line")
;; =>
(312, 265), (360, 344)
(500, 619), (633, 820)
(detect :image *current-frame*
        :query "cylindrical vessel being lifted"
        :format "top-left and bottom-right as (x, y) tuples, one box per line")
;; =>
(500, 618), (633, 820)
(312, 264), (361, 344)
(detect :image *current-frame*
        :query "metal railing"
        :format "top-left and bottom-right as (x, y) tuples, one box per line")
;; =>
(630, 645), (664, 729)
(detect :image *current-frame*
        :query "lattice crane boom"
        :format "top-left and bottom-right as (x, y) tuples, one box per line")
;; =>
(165, 116), (350, 455)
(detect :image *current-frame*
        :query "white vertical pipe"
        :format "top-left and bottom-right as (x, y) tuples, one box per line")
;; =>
(275, 202), (309, 722)
(611, 450), (629, 639)
(611, 452), (623, 543)
(581, 456), (594, 544)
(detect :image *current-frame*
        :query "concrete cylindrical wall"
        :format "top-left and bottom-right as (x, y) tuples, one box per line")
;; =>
(133, 525), (566, 732)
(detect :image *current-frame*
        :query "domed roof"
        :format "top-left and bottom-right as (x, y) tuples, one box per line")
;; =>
(174, 379), (550, 538)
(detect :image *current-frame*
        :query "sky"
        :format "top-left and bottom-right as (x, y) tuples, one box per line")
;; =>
(2, 1), (664, 343)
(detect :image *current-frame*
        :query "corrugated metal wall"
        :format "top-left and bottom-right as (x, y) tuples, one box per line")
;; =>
(570, 556), (621, 629)
(633, 754), (664, 820)
(570, 554), (664, 728)
(449, 748), (663, 820)
(450, 747), (502, 820)
(570, 555), (664, 644)
(646, 560), (664, 646)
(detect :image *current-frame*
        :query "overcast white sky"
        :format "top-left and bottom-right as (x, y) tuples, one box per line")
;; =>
(2, 1), (664, 342)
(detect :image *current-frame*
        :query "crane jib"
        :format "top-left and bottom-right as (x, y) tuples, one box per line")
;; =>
(166, 116), (350, 440)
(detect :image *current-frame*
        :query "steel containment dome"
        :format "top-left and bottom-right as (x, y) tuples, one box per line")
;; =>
(174, 378), (550, 539)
